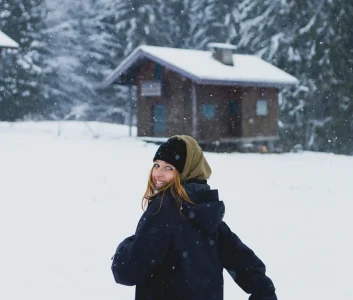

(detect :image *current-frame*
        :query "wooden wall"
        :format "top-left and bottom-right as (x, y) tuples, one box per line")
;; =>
(135, 59), (279, 141)
(136, 61), (155, 136)
(136, 61), (193, 137)
(195, 85), (243, 141)
(241, 87), (279, 138)
(164, 69), (193, 136)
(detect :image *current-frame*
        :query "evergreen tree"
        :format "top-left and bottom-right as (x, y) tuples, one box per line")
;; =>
(0, 0), (48, 120)
(234, 0), (353, 153)
(99, 0), (162, 124)
(154, 0), (193, 48)
(111, 0), (161, 55)
(313, 0), (353, 154)
(189, 0), (241, 49)
(43, 0), (99, 119)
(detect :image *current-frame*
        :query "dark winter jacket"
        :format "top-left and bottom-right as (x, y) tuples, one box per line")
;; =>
(111, 180), (277, 300)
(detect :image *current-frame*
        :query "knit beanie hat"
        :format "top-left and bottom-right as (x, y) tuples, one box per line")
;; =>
(153, 137), (187, 174)
(153, 135), (212, 182)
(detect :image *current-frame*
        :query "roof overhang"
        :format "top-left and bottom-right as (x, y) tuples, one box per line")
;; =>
(104, 46), (298, 89)
(0, 31), (19, 49)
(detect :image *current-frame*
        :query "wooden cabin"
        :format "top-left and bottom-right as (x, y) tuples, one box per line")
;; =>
(105, 43), (298, 149)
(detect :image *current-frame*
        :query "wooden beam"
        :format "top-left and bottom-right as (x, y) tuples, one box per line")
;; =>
(191, 83), (198, 138)
(129, 86), (133, 137)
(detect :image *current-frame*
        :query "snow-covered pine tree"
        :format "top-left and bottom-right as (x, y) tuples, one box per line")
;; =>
(99, 0), (164, 124)
(188, 0), (241, 49)
(153, 0), (192, 48)
(43, 0), (97, 120)
(0, 0), (48, 120)
(312, 0), (353, 154)
(111, 0), (162, 55)
(234, 0), (352, 153)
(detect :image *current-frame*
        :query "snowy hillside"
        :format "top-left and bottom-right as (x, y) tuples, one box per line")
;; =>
(0, 121), (352, 300)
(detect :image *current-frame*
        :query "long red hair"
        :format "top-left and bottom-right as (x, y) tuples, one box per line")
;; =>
(142, 166), (194, 212)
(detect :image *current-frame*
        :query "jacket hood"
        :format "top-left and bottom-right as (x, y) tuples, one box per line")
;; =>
(181, 180), (224, 234)
(171, 135), (212, 182)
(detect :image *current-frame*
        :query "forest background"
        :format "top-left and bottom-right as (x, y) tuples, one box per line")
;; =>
(0, 0), (352, 154)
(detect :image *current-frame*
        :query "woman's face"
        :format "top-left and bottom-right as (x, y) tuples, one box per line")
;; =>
(152, 160), (176, 188)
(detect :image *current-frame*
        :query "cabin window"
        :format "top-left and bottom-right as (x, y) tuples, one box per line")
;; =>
(229, 100), (239, 115)
(141, 80), (162, 97)
(202, 104), (215, 119)
(154, 64), (163, 80)
(256, 100), (268, 116)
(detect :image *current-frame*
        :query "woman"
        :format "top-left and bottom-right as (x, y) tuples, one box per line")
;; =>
(111, 135), (277, 300)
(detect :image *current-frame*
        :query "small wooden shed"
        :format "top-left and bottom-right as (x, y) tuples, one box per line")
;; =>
(105, 43), (298, 147)
(0, 30), (19, 53)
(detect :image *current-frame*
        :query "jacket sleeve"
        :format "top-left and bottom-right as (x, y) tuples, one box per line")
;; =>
(111, 198), (174, 286)
(219, 221), (277, 300)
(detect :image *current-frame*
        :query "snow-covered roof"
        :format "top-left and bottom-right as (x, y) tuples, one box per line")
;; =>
(0, 30), (19, 49)
(105, 45), (298, 88)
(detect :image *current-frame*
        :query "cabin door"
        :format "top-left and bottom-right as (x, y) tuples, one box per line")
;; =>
(152, 103), (166, 136)
(229, 93), (242, 137)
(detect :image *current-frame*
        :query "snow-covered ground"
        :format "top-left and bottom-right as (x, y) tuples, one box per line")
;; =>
(0, 121), (352, 300)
